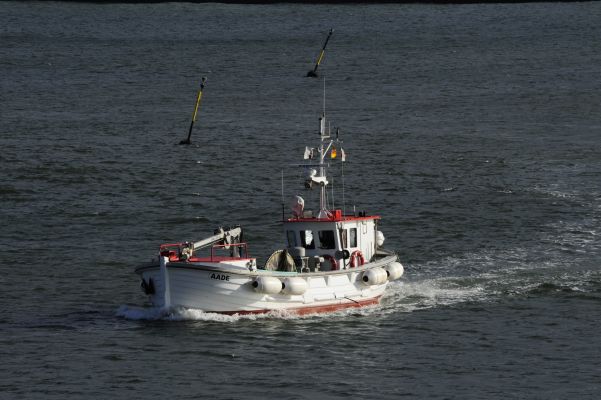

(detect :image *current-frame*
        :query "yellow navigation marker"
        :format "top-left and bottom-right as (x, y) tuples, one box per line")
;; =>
(307, 29), (333, 78)
(180, 77), (207, 145)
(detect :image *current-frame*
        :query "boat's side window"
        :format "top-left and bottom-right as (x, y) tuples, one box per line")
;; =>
(318, 230), (336, 249)
(300, 230), (315, 249)
(350, 228), (357, 247)
(340, 229), (348, 248)
(287, 230), (297, 247)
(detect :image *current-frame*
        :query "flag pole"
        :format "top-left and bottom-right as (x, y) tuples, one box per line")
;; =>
(337, 128), (346, 216)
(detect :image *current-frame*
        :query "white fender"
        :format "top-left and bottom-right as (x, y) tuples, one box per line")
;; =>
(361, 267), (388, 286)
(376, 231), (385, 247)
(281, 277), (308, 295)
(385, 262), (404, 281)
(252, 276), (283, 294)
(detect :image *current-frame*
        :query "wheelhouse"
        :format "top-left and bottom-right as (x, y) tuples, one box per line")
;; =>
(283, 209), (380, 271)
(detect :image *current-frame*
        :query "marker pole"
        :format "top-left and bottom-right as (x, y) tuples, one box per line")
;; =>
(180, 77), (207, 145)
(307, 29), (333, 78)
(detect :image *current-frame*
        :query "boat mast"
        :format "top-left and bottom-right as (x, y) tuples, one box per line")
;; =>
(317, 78), (332, 219)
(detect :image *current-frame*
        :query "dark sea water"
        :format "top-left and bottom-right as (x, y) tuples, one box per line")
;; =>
(2, 1), (601, 399)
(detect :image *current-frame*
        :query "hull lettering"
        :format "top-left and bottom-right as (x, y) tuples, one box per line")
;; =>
(210, 273), (230, 281)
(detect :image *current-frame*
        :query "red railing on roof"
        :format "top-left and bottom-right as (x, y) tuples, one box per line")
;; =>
(286, 209), (381, 223)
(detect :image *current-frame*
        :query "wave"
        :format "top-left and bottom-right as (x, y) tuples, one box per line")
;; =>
(381, 279), (486, 313)
(115, 303), (384, 322)
(116, 304), (252, 322)
(542, 219), (600, 252)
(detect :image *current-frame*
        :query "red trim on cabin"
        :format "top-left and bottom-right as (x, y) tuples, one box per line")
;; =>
(286, 210), (380, 223)
(216, 296), (381, 316)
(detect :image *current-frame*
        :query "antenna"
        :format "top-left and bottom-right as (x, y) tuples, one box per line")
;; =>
(281, 169), (285, 221)
(342, 155), (346, 216)
(331, 175), (335, 211)
(323, 77), (326, 116)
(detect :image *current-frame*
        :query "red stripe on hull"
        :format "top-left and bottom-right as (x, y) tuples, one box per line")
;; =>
(217, 296), (381, 316)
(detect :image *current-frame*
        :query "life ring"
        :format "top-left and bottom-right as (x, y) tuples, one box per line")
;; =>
(322, 254), (338, 271)
(350, 250), (365, 268)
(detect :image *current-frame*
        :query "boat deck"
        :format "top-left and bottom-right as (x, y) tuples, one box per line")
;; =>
(188, 256), (252, 263)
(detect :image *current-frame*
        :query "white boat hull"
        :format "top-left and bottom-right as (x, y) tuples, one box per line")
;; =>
(135, 255), (398, 315)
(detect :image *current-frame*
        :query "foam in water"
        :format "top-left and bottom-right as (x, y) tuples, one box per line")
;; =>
(115, 302), (384, 323)
(115, 280), (483, 322)
(116, 304), (251, 322)
(382, 279), (486, 313)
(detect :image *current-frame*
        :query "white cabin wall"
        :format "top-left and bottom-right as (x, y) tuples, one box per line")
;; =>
(359, 220), (375, 261)
(343, 220), (375, 262)
(283, 218), (378, 270)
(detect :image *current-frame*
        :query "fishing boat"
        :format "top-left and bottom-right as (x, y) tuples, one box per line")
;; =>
(135, 106), (403, 315)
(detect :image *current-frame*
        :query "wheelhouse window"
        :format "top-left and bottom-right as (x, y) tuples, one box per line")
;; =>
(300, 230), (315, 249)
(286, 230), (297, 247)
(340, 229), (348, 248)
(350, 228), (357, 247)
(318, 230), (336, 249)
